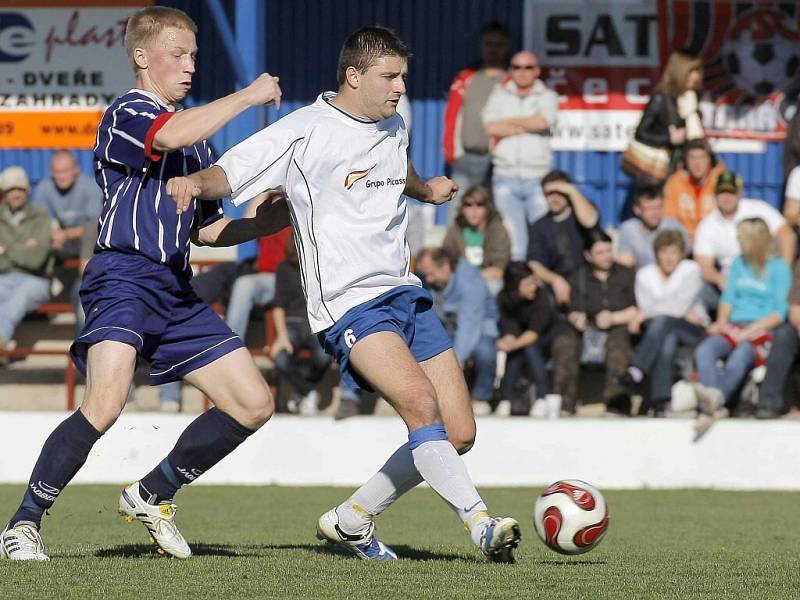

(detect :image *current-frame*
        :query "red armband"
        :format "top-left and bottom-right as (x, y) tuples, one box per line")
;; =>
(144, 113), (175, 162)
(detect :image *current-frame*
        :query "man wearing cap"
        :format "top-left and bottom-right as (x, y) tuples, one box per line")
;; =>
(0, 166), (53, 350)
(693, 170), (796, 294)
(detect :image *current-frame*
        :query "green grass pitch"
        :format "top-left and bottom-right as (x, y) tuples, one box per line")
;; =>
(1, 485), (798, 599)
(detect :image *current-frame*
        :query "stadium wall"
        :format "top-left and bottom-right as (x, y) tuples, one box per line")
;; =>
(0, 0), (785, 229)
(1, 412), (799, 490)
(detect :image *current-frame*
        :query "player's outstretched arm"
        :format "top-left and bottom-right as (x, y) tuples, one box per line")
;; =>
(153, 73), (282, 152)
(167, 165), (232, 214)
(192, 189), (291, 247)
(403, 161), (458, 205)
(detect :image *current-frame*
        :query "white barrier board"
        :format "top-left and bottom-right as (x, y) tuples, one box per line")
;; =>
(1, 412), (798, 490)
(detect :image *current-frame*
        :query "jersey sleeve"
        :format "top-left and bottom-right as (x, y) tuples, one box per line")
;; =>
(215, 119), (304, 207)
(96, 99), (172, 169)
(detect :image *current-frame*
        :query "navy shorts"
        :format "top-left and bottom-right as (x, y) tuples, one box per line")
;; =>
(70, 251), (244, 385)
(317, 285), (452, 392)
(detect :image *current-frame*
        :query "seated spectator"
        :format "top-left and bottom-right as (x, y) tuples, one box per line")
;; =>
(33, 150), (102, 259)
(616, 185), (687, 268)
(269, 240), (331, 415)
(618, 230), (706, 416)
(0, 166), (53, 352)
(483, 50), (558, 259)
(663, 139), (725, 244)
(527, 169), (599, 306)
(495, 262), (572, 416)
(694, 171), (796, 300)
(755, 258), (800, 418)
(560, 228), (638, 415)
(694, 218), (792, 424)
(442, 184), (510, 295)
(417, 247), (498, 415)
(226, 196), (292, 340)
(782, 163), (800, 235)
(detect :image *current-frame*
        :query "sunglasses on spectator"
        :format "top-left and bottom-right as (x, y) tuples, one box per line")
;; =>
(462, 201), (486, 207)
(510, 64), (539, 70)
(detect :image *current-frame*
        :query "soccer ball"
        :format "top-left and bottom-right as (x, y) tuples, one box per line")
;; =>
(533, 479), (609, 555)
(722, 24), (800, 98)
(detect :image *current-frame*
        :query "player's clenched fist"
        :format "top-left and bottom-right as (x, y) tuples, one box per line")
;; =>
(426, 176), (459, 205)
(242, 73), (282, 110)
(166, 176), (201, 214)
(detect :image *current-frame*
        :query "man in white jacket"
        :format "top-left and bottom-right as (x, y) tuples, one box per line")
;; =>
(618, 229), (707, 416)
(483, 51), (558, 260)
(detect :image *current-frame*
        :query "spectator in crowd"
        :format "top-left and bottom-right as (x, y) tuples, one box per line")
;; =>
(663, 139), (726, 243)
(783, 107), (800, 183)
(0, 166), (53, 352)
(527, 169), (599, 306)
(442, 184), (510, 295)
(616, 185), (687, 268)
(561, 228), (639, 415)
(33, 150), (102, 260)
(443, 21), (511, 218)
(618, 230), (706, 416)
(755, 257), (800, 419)
(483, 50), (558, 260)
(694, 171), (796, 298)
(226, 226), (292, 341)
(694, 218), (792, 427)
(781, 161), (800, 236)
(495, 261), (572, 417)
(269, 240), (331, 416)
(416, 247), (498, 415)
(625, 50), (703, 188)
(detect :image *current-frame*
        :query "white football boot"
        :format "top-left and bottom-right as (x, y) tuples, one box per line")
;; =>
(0, 522), (50, 561)
(118, 482), (191, 559)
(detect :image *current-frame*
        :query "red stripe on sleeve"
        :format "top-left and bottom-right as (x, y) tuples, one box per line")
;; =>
(144, 112), (175, 162)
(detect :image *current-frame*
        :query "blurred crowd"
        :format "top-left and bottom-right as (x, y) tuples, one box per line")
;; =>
(2, 22), (800, 425)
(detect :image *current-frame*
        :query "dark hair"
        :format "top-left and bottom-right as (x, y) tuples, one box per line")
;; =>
(337, 26), (411, 85)
(541, 169), (572, 188)
(682, 138), (717, 167)
(653, 229), (686, 256)
(417, 246), (456, 270)
(635, 184), (664, 204)
(582, 227), (612, 251)
(498, 261), (535, 313)
(455, 185), (500, 228)
(480, 21), (511, 39)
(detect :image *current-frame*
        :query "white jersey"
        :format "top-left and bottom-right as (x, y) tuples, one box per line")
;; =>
(215, 92), (421, 332)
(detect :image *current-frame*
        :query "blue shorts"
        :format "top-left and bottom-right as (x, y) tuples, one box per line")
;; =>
(317, 285), (452, 392)
(70, 251), (244, 385)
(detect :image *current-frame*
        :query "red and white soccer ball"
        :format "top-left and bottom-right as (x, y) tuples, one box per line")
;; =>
(533, 479), (609, 555)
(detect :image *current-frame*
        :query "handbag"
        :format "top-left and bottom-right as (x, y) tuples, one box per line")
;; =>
(620, 138), (671, 187)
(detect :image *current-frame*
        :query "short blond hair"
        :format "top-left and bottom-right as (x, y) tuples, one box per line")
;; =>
(124, 6), (197, 68)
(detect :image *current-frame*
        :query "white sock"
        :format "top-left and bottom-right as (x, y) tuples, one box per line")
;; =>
(410, 438), (490, 545)
(336, 443), (422, 536)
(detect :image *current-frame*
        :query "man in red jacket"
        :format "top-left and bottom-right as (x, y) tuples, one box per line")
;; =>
(443, 22), (510, 221)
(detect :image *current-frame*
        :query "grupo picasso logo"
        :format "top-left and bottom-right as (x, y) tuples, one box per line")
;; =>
(0, 13), (35, 63)
(344, 165), (376, 190)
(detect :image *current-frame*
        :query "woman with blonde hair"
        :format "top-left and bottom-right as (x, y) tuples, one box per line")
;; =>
(443, 184), (511, 294)
(623, 50), (704, 187)
(693, 217), (792, 424)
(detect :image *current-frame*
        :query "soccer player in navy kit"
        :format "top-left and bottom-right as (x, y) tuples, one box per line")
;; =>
(169, 26), (521, 563)
(1, 7), (286, 561)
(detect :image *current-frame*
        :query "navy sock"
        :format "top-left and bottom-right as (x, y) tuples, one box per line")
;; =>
(9, 410), (102, 528)
(140, 408), (255, 503)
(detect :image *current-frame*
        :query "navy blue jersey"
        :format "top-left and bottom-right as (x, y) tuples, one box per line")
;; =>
(93, 89), (223, 276)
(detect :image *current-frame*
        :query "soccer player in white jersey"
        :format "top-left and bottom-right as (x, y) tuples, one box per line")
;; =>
(167, 26), (521, 563)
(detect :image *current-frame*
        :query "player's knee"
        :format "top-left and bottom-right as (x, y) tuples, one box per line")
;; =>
(245, 387), (274, 429)
(403, 385), (440, 424)
(449, 425), (476, 455)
